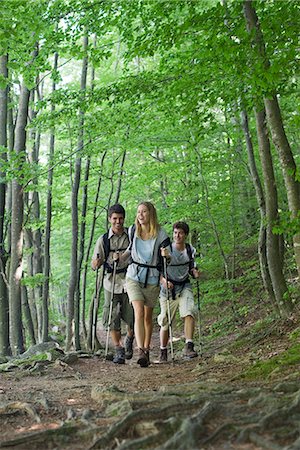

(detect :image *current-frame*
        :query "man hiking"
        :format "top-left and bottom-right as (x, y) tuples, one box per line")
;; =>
(159, 221), (200, 362)
(91, 204), (134, 364)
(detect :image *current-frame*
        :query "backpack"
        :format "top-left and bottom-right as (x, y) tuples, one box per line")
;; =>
(102, 229), (128, 274)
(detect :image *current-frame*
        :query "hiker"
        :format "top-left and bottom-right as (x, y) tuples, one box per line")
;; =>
(91, 204), (134, 364)
(117, 201), (171, 367)
(158, 221), (200, 362)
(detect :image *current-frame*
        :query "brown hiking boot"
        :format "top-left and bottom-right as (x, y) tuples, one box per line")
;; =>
(137, 348), (149, 367)
(183, 342), (198, 359)
(159, 348), (168, 363)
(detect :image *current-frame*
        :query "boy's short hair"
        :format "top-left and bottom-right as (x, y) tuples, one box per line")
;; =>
(173, 221), (189, 235)
(108, 203), (125, 218)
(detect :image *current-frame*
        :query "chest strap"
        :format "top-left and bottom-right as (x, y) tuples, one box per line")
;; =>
(130, 259), (161, 287)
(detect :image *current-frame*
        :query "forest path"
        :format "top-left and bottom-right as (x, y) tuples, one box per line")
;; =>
(0, 321), (299, 450)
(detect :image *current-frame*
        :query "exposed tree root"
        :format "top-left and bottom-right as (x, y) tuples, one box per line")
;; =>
(0, 401), (40, 423)
(1, 380), (300, 450)
(88, 397), (211, 449)
(0, 423), (79, 448)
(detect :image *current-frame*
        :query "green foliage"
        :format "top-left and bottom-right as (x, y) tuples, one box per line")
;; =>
(1, 0), (299, 346)
(21, 273), (47, 288)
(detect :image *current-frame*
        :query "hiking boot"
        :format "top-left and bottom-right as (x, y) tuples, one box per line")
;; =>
(145, 348), (150, 365)
(183, 342), (198, 359)
(124, 335), (134, 360)
(159, 348), (168, 363)
(113, 346), (125, 364)
(137, 348), (149, 368)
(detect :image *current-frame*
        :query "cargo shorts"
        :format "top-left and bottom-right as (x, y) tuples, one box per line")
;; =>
(157, 287), (197, 331)
(102, 289), (134, 331)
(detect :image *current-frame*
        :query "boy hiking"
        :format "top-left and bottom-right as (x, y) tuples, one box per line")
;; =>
(91, 204), (134, 364)
(159, 221), (200, 362)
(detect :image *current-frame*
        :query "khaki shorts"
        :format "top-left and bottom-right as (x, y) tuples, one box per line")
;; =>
(102, 290), (134, 331)
(157, 287), (197, 331)
(126, 278), (160, 308)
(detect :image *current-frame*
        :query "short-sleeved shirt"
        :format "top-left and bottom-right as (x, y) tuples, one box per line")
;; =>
(92, 229), (130, 294)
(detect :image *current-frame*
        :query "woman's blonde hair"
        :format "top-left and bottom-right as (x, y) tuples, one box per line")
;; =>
(135, 201), (160, 238)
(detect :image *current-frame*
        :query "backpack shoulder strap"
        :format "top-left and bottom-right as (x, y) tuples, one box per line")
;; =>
(129, 224), (136, 250)
(102, 232), (110, 261)
(186, 243), (194, 273)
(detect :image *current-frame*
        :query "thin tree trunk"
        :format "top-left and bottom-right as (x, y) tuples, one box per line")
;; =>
(0, 54), (10, 355)
(243, 0), (300, 281)
(9, 83), (30, 355)
(27, 88), (43, 341)
(21, 283), (36, 346)
(66, 34), (88, 351)
(255, 107), (292, 315)
(80, 36), (96, 342)
(6, 87), (15, 256)
(23, 226), (38, 339)
(42, 52), (58, 343)
(240, 108), (277, 309)
(82, 150), (107, 347)
(114, 149), (126, 204)
(75, 155), (90, 349)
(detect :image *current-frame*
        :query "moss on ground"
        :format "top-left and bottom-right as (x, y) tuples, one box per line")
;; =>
(240, 343), (300, 380)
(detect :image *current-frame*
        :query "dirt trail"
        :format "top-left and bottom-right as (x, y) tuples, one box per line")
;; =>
(0, 322), (299, 449)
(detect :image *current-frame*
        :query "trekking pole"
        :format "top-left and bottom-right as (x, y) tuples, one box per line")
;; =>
(196, 280), (203, 357)
(163, 256), (174, 363)
(105, 258), (117, 360)
(92, 254), (101, 352)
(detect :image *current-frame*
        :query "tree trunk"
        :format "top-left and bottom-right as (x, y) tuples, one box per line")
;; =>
(240, 108), (277, 309)
(21, 282), (36, 347)
(75, 155), (90, 350)
(114, 149), (126, 204)
(82, 150), (107, 347)
(243, 0), (300, 281)
(264, 96), (300, 277)
(27, 88), (43, 341)
(23, 226), (38, 338)
(66, 34), (88, 351)
(9, 84), (30, 355)
(0, 54), (10, 355)
(255, 107), (292, 315)
(42, 52), (58, 343)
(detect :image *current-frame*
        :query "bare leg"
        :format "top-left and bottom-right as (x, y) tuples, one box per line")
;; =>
(160, 328), (169, 347)
(132, 300), (145, 349)
(144, 306), (153, 349)
(110, 330), (122, 347)
(184, 315), (195, 341)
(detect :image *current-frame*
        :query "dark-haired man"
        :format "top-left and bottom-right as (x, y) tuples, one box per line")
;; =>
(159, 221), (200, 362)
(92, 204), (134, 364)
